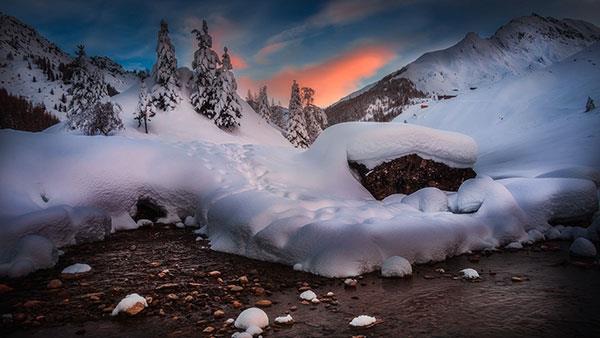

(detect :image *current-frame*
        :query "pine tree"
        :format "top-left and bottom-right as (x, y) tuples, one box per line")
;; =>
(83, 102), (124, 136)
(134, 80), (156, 133)
(190, 20), (221, 119)
(66, 45), (109, 132)
(301, 87), (328, 143)
(286, 80), (309, 148)
(151, 20), (181, 111)
(214, 47), (242, 130)
(257, 85), (271, 121)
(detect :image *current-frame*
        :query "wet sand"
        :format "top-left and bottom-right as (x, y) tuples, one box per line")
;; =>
(1, 226), (599, 337)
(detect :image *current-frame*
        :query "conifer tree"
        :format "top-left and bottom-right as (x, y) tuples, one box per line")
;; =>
(286, 80), (309, 148)
(257, 85), (271, 121)
(301, 87), (327, 143)
(190, 20), (221, 119)
(151, 20), (181, 111)
(83, 102), (124, 136)
(214, 47), (242, 130)
(134, 80), (156, 133)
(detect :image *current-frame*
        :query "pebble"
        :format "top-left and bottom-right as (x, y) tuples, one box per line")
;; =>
(213, 309), (225, 318)
(203, 326), (215, 333)
(326, 291), (334, 297)
(0, 284), (14, 294)
(47, 279), (62, 289)
(23, 300), (42, 308)
(167, 293), (179, 300)
(344, 278), (358, 288)
(232, 300), (242, 308)
(184, 295), (193, 302)
(255, 299), (272, 307)
(253, 287), (266, 296)
(229, 285), (244, 292)
(208, 270), (221, 277)
(239, 276), (249, 284)
(435, 268), (445, 273)
(511, 276), (529, 282)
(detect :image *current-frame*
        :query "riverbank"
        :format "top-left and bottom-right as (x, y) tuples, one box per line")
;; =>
(1, 225), (599, 337)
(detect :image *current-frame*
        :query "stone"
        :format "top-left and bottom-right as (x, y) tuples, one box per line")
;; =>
(47, 279), (63, 289)
(213, 309), (225, 318)
(125, 302), (145, 316)
(229, 285), (244, 292)
(0, 284), (14, 294)
(203, 326), (215, 333)
(239, 276), (249, 284)
(167, 293), (179, 300)
(255, 299), (272, 307)
(344, 278), (358, 288)
(232, 300), (243, 308)
(208, 270), (221, 277)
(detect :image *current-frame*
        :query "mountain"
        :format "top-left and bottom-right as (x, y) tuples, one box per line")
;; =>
(0, 13), (139, 119)
(326, 14), (600, 124)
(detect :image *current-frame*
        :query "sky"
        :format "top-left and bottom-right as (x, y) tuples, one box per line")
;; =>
(2, 0), (600, 106)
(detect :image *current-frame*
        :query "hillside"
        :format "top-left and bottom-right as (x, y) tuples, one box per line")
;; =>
(326, 14), (600, 124)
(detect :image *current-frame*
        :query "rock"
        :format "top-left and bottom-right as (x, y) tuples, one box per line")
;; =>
(175, 222), (185, 229)
(299, 290), (317, 301)
(238, 276), (249, 284)
(505, 242), (523, 250)
(274, 314), (294, 325)
(511, 276), (528, 282)
(184, 295), (193, 302)
(23, 300), (42, 308)
(459, 268), (480, 280)
(203, 326), (215, 333)
(234, 307), (269, 330)
(0, 284), (14, 294)
(570, 237), (597, 257)
(136, 219), (153, 227)
(61, 263), (91, 275)
(232, 300), (242, 308)
(213, 309), (225, 318)
(344, 278), (358, 288)
(225, 318), (235, 325)
(167, 293), (179, 300)
(349, 315), (377, 327)
(311, 298), (320, 304)
(402, 187), (449, 212)
(208, 270), (221, 277)
(156, 283), (179, 290)
(111, 294), (147, 316)
(349, 154), (476, 200)
(326, 292), (334, 297)
(255, 299), (272, 307)
(184, 216), (197, 227)
(435, 268), (445, 273)
(253, 287), (265, 296)
(229, 285), (244, 292)
(381, 256), (412, 278)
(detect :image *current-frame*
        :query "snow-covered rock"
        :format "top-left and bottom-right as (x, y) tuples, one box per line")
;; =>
(459, 268), (480, 279)
(184, 215), (197, 227)
(349, 315), (377, 327)
(111, 212), (139, 232)
(299, 290), (317, 301)
(62, 263), (91, 274)
(380, 256), (412, 277)
(526, 229), (545, 244)
(505, 242), (523, 250)
(274, 314), (294, 324)
(402, 188), (448, 213)
(569, 238), (597, 257)
(0, 235), (58, 278)
(234, 307), (269, 331)
(136, 219), (153, 227)
(111, 293), (148, 316)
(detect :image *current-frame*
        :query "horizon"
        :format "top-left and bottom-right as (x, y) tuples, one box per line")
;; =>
(2, 0), (600, 106)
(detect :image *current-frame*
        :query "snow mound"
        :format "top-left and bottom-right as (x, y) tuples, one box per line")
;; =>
(320, 122), (478, 169)
(234, 307), (269, 331)
(0, 235), (58, 278)
(349, 315), (377, 327)
(381, 256), (412, 277)
(569, 238), (597, 257)
(62, 263), (91, 274)
(111, 293), (148, 316)
(402, 188), (448, 212)
(459, 268), (480, 279)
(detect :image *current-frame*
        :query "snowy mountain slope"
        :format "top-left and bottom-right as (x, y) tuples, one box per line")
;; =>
(0, 13), (138, 118)
(326, 14), (600, 124)
(395, 42), (600, 179)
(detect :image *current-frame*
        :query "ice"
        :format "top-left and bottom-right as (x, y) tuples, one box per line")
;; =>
(274, 314), (294, 324)
(234, 307), (269, 331)
(380, 256), (412, 277)
(299, 290), (317, 301)
(402, 188), (448, 213)
(459, 268), (480, 279)
(62, 263), (91, 274)
(349, 315), (377, 327)
(111, 212), (139, 232)
(569, 238), (597, 257)
(110, 293), (148, 316)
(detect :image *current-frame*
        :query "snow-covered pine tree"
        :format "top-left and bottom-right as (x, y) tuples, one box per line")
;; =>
(190, 20), (221, 119)
(300, 87), (328, 143)
(257, 85), (271, 121)
(286, 80), (309, 148)
(214, 47), (242, 130)
(83, 102), (124, 136)
(245, 89), (257, 111)
(134, 80), (156, 133)
(151, 20), (181, 112)
(66, 45), (109, 131)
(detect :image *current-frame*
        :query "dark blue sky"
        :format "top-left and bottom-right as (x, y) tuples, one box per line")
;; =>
(2, 0), (599, 105)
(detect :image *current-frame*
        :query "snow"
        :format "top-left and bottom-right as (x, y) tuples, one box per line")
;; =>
(62, 263), (92, 274)
(110, 293), (148, 316)
(0, 235), (57, 278)
(299, 290), (317, 301)
(569, 238), (597, 257)
(459, 268), (480, 279)
(402, 188), (448, 213)
(274, 314), (294, 324)
(349, 315), (377, 327)
(184, 215), (197, 227)
(381, 256), (412, 277)
(505, 242), (523, 250)
(234, 307), (269, 331)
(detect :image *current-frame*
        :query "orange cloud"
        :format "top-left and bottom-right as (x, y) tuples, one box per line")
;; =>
(239, 44), (395, 107)
(230, 54), (247, 70)
(255, 41), (287, 63)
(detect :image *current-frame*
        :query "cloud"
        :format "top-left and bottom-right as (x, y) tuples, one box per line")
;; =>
(240, 43), (396, 107)
(255, 0), (408, 62)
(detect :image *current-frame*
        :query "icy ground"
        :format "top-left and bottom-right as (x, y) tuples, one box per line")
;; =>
(1, 118), (598, 277)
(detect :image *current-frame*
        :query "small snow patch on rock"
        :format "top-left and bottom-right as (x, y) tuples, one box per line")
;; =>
(459, 268), (479, 279)
(570, 237), (597, 257)
(299, 290), (317, 301)
(111, 293), (147, 316)
(505, 242), (523, 250)
(274, 314), (294, 324)
(381, 256), (412, 277)
(234, 307), (269, 330)
(62, 263), (91, 274)
(136, 219), (153, 227)
(349, 315), (377, 327)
